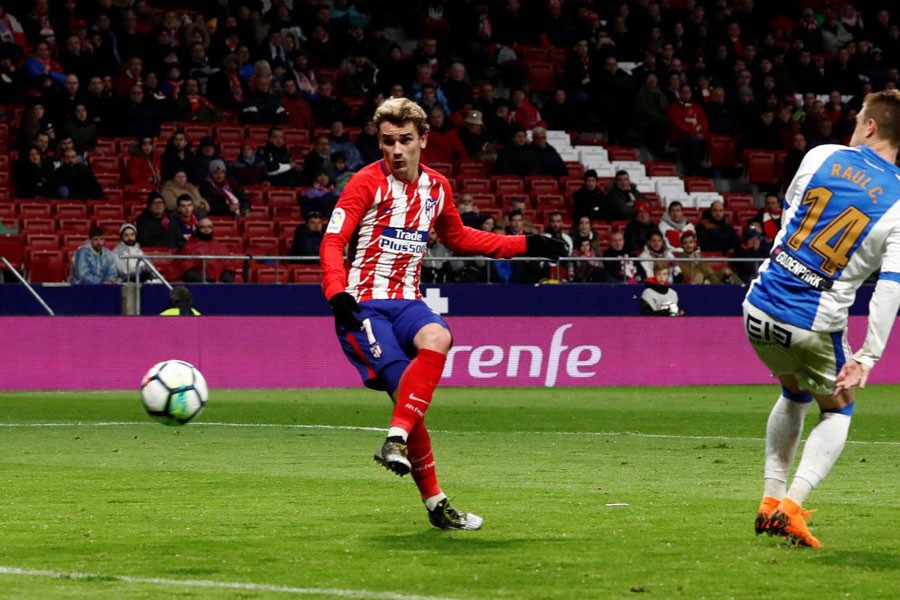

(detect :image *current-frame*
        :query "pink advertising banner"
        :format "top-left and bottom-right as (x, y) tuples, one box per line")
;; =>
(0, 317), (895, 391)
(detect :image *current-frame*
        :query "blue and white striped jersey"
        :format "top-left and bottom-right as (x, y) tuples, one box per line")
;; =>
(746, 144), (900, 332)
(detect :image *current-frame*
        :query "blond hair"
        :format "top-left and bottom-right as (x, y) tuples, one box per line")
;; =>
(374, 97), (429, 137)
(862, 90), (900, 147)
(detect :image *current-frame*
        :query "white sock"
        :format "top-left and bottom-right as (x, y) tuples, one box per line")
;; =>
(387, 427), (408, 442)
(763, 395), (811, 499)
(787, 412), (851, 505)
(424, 492), (447, 511)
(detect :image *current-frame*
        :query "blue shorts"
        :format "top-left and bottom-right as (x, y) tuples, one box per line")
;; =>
(337, 299), (449, 393)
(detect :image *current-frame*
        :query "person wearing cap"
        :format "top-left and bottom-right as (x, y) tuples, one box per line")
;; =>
(572, 169), (604, 221)
(605, 169), (644, 222)
(71, 225), (117, 285)
(623, 199), (661, 255)
(136, 191), (184, 249)
(200, 159), (250, 217)
(114, 222), (150, 282)
(732, 222), (768, 282)
(457, 109), (493, 160)
(126, 136), (162, 189)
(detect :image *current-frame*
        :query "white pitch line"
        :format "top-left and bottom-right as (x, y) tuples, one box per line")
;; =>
(0, 421), (898, 447)
(0, 566), (467, 600)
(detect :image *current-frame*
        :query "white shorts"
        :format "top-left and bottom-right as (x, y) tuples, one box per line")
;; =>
(742, 300), (850, 396)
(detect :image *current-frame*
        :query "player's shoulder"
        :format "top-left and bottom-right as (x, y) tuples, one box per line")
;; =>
(420, 163), (452, 187)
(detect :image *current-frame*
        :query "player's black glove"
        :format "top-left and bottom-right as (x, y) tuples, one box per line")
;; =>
(329, 292), (363, 330)
(524, 235), (568, 261)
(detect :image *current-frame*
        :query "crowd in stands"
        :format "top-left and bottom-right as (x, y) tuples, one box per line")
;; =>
(0, 0), (898, 286)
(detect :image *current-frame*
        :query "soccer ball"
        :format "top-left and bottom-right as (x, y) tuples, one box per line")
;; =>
(140, 360), (208, 426)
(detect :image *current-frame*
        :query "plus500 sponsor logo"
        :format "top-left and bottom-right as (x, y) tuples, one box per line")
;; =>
(379, 227), (428, 254)
(442, 324), (602, 387)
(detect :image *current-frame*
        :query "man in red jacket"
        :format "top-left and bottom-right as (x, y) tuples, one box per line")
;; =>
(319, 97), (565, 530)
(667, 83), (709, 176)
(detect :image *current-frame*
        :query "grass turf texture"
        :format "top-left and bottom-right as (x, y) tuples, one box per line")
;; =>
(1, 386), (900, 599)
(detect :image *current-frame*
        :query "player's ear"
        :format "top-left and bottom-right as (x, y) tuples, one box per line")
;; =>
(420, 131), (428, 149)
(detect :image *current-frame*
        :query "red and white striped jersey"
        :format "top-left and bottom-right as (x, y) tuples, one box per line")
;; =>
(320, 160), (526, 301)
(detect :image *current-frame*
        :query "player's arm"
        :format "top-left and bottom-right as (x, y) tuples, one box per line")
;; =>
(319, 175), (373, 329)
(835, 231), (900, 394)
(433, 182), (566, 259)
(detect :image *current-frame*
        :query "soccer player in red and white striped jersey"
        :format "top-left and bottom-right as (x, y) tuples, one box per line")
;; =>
(320, 98), (565, 530)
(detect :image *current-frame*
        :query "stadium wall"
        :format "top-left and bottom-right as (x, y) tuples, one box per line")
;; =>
(3, 316), (898, 391)
(0, 283), (880, 316)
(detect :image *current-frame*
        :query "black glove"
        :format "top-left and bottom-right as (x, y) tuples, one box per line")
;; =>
(328, 292), (363, 330)
(525, 235), (568, 261)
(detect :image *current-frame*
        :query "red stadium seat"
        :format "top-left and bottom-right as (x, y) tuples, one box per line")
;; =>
(469, 193), (497, 209)
(89, 156), (120, 174)
(267, 188), (297, 207)
(244, 206), (271, 221)
(17, 202), (52, 218)
(527, 62), (555, 93)
(683, 177), (716, 193)
(607, 146), (640, 161)
(216, 126), (245, 143)
(243, 221), (275, 237)
(91, 204), (125, 220)
(429, 162), (453, 177)
(21, 218), (56, 233)
(708, 134), (739, 169)
(209, 219), (238, 236)
(744, 150), (777, 185)
(460, 178), (490, 194)
(54, 202), (88, 218)
(27, 249), (66, 282)
(284, 128), (311, 145)
(217, 236), (244, 251)
(564, 161), (584, 179)
(25, 233), (60, 249)
(458, 161), (487, 177)
(246, 236), (279, 256)
(529, 179), (559, 196)
(723, 193), (755, 211)
(493, 177), (525, 196)
(291, 267), (323, 284)
(272, 205), (301, 220)
(645, 161), (678, 177)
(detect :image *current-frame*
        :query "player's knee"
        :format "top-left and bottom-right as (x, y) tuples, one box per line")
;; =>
(419, 326), (452, 353)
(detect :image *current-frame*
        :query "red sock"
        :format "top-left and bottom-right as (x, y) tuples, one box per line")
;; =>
(408, 420), (441, 500)
(390, 348), (446, 433)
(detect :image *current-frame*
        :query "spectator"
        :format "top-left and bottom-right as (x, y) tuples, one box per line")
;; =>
(624, 200), (660, 255)
(230, 143), (269, 187)
(52, 149), (103, 200)
(753, 193), (783, 244)
(114, 56), (144, 99)
(161, 130), (199, 184)
(114, 223), (150, 283)
(494, 127), (539, 177)
(784, 132), (807, 184)
(705, 87), (739, 135)
(16, 104), (51, 152)
(696, 199), (740, 256)
(194, 136), (222, 184)
(179, 218), (238, 283)
(742, 109), (784, 151)
(136, 191), (183, 249)
(674, 231), (736, 285)
(639, 231), (682, 283)
(569, 238), (605, 283)
(668, 83), (709, 176)
(509, 89), (544, 131)
(259, 126), (302, 186)
(24, 42), (64, 87)
(422, 229), (458, 283)
(443, 63), (473, 113)
(633, 73), (670, 157)
(241, 64), (288, 124)
(71, 226), (117, 285)
(604, 170), (644, 221)
(300, 134), (333, 185)
(543, 211), (573, 256)
(61, 104), (97, 153)
(355, 119), (381, 166)
(114, 84), (163, 139)
(733, 225), (768, 282)
(603, 230), (641, 283)
(640, 263), (683, 316)
(289, 211), (325, 261)
(530, 127), (567, 177)
(330, 152), (354, 191)
(13, 146), (52, 198)
(541, 89), (578, 132)
(457, 110), (494, 161)
(499, 200), (537, 234)
(171, 194), (200, 240)
(280, 78), (315, 130)
(161, 169), (208, 215)
(572, 169), (605, 221)
(299, 172), (339, 220)
(200, 160), (251, 218)
(206, 53), (246, 111)
(422, 105), (468, 166)
(328, 121), (364, 171)
(175, 78), (220, 123)
(125, 137), (162, 189)
(570, 216), (601, 255)
(310, 79), (351, 127)
(658, 201), (696, 252)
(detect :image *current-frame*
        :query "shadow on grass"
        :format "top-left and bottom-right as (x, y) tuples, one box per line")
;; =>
(366, 530), (590, 553)
(815, 550), (900, 571)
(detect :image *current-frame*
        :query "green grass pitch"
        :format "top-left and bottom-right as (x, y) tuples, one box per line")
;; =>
(1, 386), (900, 599)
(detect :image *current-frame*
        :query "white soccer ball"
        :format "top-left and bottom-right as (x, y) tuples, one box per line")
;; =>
(140, 360), (208, 426)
